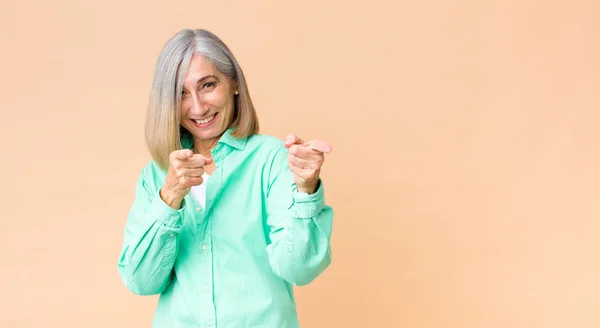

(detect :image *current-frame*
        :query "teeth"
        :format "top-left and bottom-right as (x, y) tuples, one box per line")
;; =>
(194, 114), (215, 125)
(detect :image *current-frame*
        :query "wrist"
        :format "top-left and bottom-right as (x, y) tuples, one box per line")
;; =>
(297, 180), (320, 194)
(160, 188), (183, 209)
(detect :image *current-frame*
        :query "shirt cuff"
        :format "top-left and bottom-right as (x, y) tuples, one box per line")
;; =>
(289, 180), (325, 219)
(149, 191), (185, 228)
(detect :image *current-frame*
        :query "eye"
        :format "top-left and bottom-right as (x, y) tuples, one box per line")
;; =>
(202, 82), (216, 91)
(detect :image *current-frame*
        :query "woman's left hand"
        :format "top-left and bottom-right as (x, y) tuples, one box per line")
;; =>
(284, 134), (333, 194)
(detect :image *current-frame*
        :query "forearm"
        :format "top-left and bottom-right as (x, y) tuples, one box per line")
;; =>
(267, 209), (333, 286)
(118, 192), (183, 295)
(266, 182), (334, 286)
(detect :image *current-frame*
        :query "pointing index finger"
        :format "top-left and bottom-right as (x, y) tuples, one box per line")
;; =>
(303, 140), (333, 154)
(183, 154), (214, 167)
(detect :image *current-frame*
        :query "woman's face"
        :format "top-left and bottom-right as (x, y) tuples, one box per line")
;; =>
(179, 53), (237, 144)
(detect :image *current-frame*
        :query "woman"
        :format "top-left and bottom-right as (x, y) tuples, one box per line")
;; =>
(117, 28), (334, 328)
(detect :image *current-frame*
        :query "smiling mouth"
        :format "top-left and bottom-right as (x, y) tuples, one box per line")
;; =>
(191, 113), (217, 126)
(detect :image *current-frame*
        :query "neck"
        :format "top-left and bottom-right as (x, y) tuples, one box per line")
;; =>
(193, 137), (218, 158)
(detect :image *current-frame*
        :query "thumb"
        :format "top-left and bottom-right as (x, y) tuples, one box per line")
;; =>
(190, 154), (214, 166)
(172, 149), (194, 161)
(284, 134), (304, 148)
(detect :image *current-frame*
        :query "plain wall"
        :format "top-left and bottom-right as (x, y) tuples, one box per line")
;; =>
(1, 0), (599, 327)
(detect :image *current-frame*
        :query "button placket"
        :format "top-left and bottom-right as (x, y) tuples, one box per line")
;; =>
(198, 235), (216, 326)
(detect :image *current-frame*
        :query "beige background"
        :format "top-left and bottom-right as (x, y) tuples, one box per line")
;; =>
(1, 0), (599, 327)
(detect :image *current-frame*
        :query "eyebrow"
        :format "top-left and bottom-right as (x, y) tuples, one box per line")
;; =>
(196, 75), (218, 85)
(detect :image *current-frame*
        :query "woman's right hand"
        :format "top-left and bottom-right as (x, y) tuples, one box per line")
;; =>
(160, 149), (213, 209)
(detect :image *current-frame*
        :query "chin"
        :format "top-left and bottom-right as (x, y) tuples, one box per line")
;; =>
(198, 129), (223, 140)
(187, 124), (226, 141)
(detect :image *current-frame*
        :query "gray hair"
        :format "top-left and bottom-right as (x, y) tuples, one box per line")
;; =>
(145, 29), (259, 170)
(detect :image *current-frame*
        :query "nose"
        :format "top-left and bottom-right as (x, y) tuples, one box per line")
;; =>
(190, 94), (209, 116)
